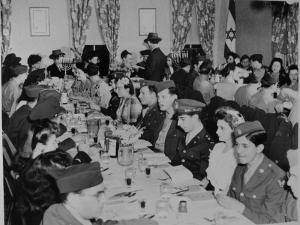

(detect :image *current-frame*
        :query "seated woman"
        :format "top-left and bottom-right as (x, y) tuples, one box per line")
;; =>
(16, 150), (72, 225)
(171, 99), (215, 181)
(2, 64), (28, 117)
(164, 54), (175, 80)
(216, 121), (288, 224)
(268, 57), (288, 87)
(205, 106), (245, 193)
(31, 120), (59, 159)
(249, 73), (283, 113)
(115, 75), (142, 124)
(70, 67), (92, 99)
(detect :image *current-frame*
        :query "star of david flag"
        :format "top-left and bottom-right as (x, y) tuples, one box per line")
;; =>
(224, 0), (236, 58)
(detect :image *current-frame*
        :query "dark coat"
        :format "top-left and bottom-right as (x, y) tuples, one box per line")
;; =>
(101, 91), (120, 120)
(7, 105), (32, 153)
(47, 63), (73, 79)
(228, 156), (287, 224)
(136, 104), (165, 145)
(151, 118), (184, 161)
(145, 48), (166, 81)
(171, 128), (214, 180)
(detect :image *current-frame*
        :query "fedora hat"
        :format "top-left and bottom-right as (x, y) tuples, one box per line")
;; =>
(144, 33), (162, 43)
(49, 49), (65, 59)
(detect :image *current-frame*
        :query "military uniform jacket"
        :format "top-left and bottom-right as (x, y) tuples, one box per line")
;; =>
(171, 128), (213, 180)
(136, 104), (165, 145)
(228, 156), (287, 224)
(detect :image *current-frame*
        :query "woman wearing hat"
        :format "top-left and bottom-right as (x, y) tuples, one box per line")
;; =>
(2, 64), (28, 117)
(70, 68), (92, 99)
(1, 53), (22, 85)
(47, 49), (67, 79)
(205, 106), (245, 193)
(216, 121), (288, 224)
(249, 73), (283, 113)
(171, 99), (215, 181)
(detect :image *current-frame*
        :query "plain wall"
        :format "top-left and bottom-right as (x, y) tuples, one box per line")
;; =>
(9, 0), (273, 67)
(236, 0), (273, 65)
(10, 0), (71, 66)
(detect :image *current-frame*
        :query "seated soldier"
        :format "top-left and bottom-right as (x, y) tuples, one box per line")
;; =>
(216, 121), (288, 224)
(171, 99), (214, 181)
(137, 80), (164, 145)
(153, 80), (184, 160)
(42, 162), (157, 225)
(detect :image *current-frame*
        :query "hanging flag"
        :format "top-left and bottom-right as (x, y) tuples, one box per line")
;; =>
(224, 0), (236, 58)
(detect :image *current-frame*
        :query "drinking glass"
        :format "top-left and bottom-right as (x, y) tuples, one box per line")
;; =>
(125, 168), (134, 188)
(155, 199), (170, 218)
(145, 167), (151, 178)
(160, 182), (171, 200)
(138, 158), (147, 172)
(99, 149), (110, 167)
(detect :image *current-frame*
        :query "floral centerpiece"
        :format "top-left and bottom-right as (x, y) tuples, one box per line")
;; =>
(113, 124), (143, 144)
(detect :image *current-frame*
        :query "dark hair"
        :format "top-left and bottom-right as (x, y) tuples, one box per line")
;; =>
(17, 167), (60, 215)
(222, 63), (237, 77)
(147, 85), (158, 94)
(226, 52), (236, 60)
(31, 119), (57, 150)
(199, 59), (213, 75)
(27, 55), (42, 68)
(245, 131), (267, 146)
(167, 86), (178, 96)
(269, 57), (285, 75)
(17, 89), (36, 103)
(214, 106), (245, 129)
(288, 64), (298, 72)
(115, 75), (135, 95)
(241, 54), (250, 61)
(286, 64), (298, 86)
(32, 150), (72, 170)
(120, 50), (131, 59)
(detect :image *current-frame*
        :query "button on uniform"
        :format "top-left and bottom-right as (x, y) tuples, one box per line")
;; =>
(240, 192), (244, 197)
(183, 150), (186, 153)
(252, 195), (256, 199)
(181, 159), (185, 163)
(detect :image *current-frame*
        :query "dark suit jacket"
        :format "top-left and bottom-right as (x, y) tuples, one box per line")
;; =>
(145, 48), (166, 81)
(136, 104), (165, 145)
(228, 156), (286, 224)
(171, 128), (214, 180)
(47, 63), (73, 79)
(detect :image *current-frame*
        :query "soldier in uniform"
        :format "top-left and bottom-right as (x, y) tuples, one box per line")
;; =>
(216, 121), (288, 224)
(151, 80), (184, 160)
(134, 50), (150, 78)
(171, 99), (215, 181)
(136, 80), (164, 145)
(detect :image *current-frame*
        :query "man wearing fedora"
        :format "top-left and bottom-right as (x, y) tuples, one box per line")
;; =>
(47, 49), (72, 79)
(144, 33), (166, 82)
(2, 53), (22, 85)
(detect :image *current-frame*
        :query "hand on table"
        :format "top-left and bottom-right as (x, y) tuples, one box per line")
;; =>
(215, 193), (245, 214)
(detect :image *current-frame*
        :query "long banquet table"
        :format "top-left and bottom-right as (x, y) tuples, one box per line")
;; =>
(60, 102), (255, 225)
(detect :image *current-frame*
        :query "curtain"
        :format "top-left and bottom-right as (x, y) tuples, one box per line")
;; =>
(1, 0), (12, 62)
(69, 0), (92, 60)
(272, 3), (298, 65)
(94, 0), (120, 65)
(171, 0), (194, 52)
(195, 0), (215, 60)
(286, 4), (298, 65)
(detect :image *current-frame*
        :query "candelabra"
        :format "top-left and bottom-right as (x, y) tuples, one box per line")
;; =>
(170, 50), (189, 64)
(58, 57), (79, 80)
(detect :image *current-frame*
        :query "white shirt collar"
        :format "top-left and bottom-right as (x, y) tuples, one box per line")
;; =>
(64, 203), (93, 225)
(185, 123), (203, 145)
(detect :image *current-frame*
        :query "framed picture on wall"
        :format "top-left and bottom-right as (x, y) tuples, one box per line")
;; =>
(139, 8), (156, 36)
(29, 7), (50, 36)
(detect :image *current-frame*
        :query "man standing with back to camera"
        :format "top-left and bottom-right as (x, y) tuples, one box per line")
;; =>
(144, 32), (166, 82)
